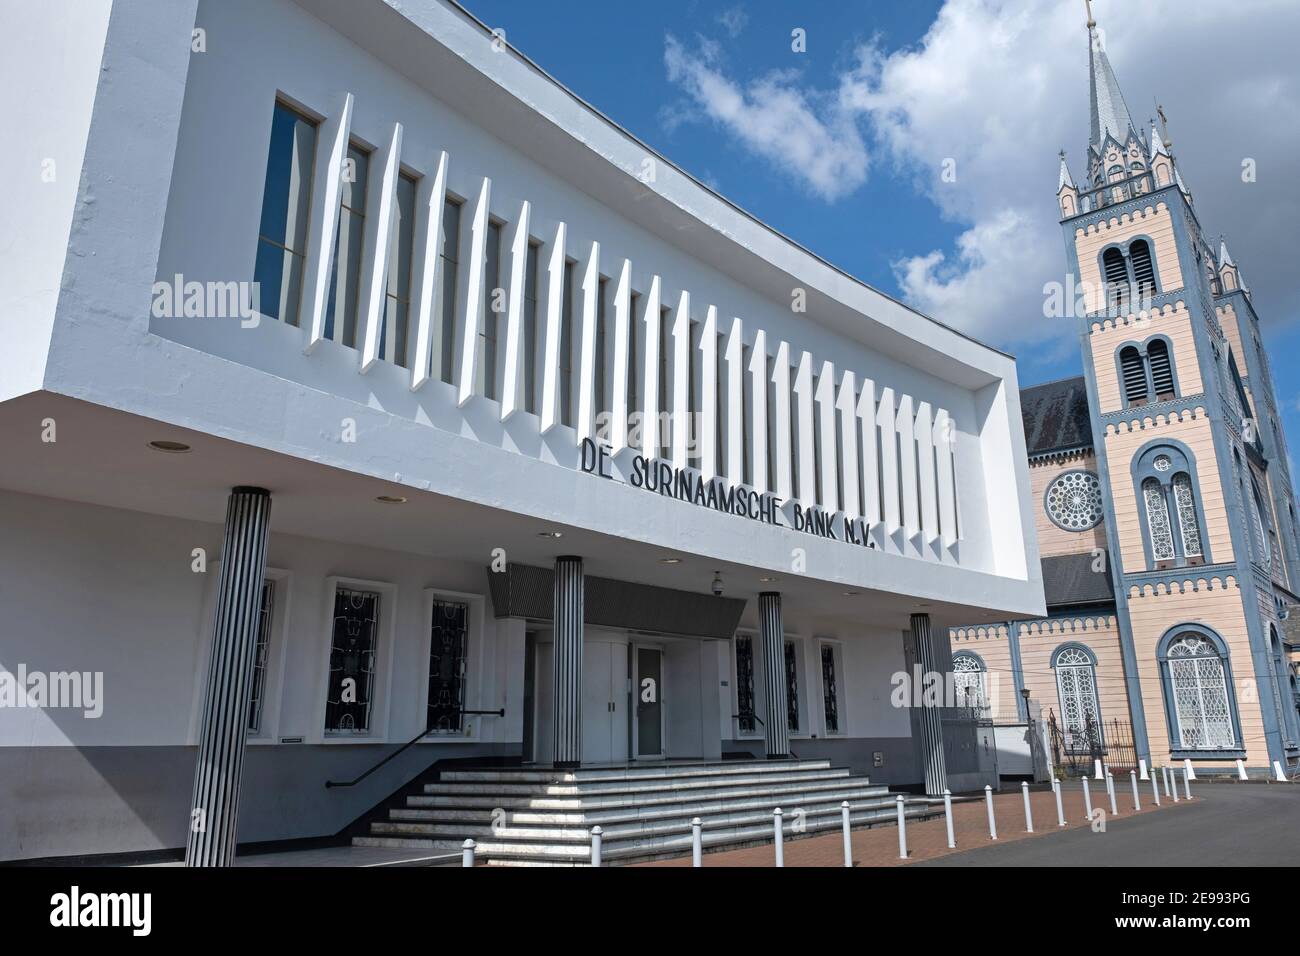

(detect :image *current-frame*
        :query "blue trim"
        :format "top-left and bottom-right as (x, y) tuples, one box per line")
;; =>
(1050, 641), (1099, 666)
(1155, 623), (1245, 755)
(1129, 437), (1214, 568)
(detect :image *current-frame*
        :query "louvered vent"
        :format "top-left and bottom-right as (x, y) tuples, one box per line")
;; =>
(1120, 346), (1148, 407)
(1148, 339), (1174, 400)
(1129, 240), (1157, 298)
(1103, 247), (1129, 310)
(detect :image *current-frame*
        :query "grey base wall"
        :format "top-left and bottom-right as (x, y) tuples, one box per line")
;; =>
(0, 742), (515, 862)
(724, 736), (919, 786)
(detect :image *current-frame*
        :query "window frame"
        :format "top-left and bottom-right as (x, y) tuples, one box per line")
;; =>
(1131, 441), (1212, 569)
(1114, 334), (1179, 409)
(419, 588), (487, 741)
(317, 576), (396, 744)
(1051, 642), (1105, 754)
(1156, 624), (1245, 758)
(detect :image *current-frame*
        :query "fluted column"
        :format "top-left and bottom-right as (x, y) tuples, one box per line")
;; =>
(186, 487), (272, 866)
(911, 612), (948, 796)
(552, 555), (584, 768)
(759, 592), (790, 759)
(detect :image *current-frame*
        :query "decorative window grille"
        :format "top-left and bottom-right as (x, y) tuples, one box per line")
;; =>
(784, 641), (800, 733)
(427, 600), (469, 733)
(1147, 339), (1174, 399)
(1120, 346), (1148, 406)
(1166, 636), (1236, 750)
(247, 580), (275, 733)
(1045, 470), (1104, 531)
(734, 635), (756, 734)
(1129, 239), (1157, 297)
(325, 587), (379, 734)
(1172, 473), (1203, 559)
(1143, 477), (1175, 561)
(821, 645), (840, 735)
(951, 654), (987, 715)
(1054, 647), (1102, 753)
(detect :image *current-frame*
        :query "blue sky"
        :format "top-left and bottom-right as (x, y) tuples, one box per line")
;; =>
(464, 0), (1300, 482)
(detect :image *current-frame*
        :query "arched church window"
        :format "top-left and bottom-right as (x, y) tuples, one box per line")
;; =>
(1053, 645), (1102, 753)
(1135, 444), (1207, 568)
(1129, 239), (1157, 298)
(1102, 247), (1129, 311)
(1172, 473), (1203, 559)
(1143, 476), (1175, 562)
(1045, 470), (1104, 531)
(1117, 337), (1177, 409)
(1148, 339), (1174, 400)
(951, 653), (987, 715)
(1120, 346), (1148, 406)
(1249, 477), (1270, 569)
(1162, 632), (1237, 750)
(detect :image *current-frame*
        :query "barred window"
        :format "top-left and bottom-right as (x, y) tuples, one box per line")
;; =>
(1165, 635), (1236, 750)
(325, 587), (380, 734)
(1054, 646), (1102, 754)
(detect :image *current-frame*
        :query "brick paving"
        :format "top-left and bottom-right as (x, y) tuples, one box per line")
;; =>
(637, 781), (1190, 867)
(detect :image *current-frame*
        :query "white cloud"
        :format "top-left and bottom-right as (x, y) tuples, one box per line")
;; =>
(662, 0), (1300, 363)
(663, 34), (869, 202)
(716, 6), (748, 39)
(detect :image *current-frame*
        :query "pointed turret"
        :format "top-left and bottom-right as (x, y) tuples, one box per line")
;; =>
(1057, 149), (1080, 218)
(1087, 24), (1140, 162)
(1217, 238), (1245, 294)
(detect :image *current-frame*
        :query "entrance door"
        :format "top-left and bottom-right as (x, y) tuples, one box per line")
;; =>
(634, 645), (664, 759)
(581, 638), (629, 765)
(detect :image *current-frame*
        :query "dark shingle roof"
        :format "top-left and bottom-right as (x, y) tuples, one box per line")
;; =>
(1042, 551), (1115, 609)
(1021, 376), (1093, 456)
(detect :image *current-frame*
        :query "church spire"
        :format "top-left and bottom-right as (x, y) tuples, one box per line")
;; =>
(1086, 4), (1140, 162)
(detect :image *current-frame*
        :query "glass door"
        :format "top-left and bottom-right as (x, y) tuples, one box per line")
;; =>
(634, 645), (664, 759)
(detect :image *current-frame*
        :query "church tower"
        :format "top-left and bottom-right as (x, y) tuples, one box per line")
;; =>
(1057, 3), (1300, 773)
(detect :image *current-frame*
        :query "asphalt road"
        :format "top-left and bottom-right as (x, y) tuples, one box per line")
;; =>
(919, 781), (1300, 866)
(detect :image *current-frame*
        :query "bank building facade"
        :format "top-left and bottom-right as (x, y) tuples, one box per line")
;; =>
(1, 0), (1044, 865)
(951, 15), (1300, 785)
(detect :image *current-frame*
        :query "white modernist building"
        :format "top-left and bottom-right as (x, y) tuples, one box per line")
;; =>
(0, 0), (1044, 863)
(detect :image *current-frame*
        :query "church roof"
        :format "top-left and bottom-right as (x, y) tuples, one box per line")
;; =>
(1089, 27), (1138, 154)
(1021, 376), (1093, 455)
(1041, 551), (1116, 609)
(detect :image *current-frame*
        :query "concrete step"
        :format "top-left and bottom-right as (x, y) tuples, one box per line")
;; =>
(393, 782), (892, 828)
(417, 769), (855, 805)
(423, 764), (852, 796)
(378, 792), (903, 843)
(438, 759), (833, 785)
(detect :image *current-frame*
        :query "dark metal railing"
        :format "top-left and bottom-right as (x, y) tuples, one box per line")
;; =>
(324, 708), (505, 789)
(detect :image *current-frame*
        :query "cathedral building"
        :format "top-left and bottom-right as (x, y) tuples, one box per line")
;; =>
(953, 13), (1300, 777)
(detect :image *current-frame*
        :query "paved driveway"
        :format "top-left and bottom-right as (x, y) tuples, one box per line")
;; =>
(920, 782), (1299, 867)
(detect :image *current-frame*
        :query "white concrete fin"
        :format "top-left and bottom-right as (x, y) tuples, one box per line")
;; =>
(837, 369), (860, 519)
(359, 122), (403, 373)
(576, 241), (601, 442)
(609, 258), (632, 452)
(748, 330), (768, 494)
(303, 92), (354, 354)
(793, 351), (816, 505)
(539, 220), (566, 432)
(877, 386), (900, 531)
(500, 199), (532, 421)
(640, 276), (662, 458)
(916, 400), (939, 543)
(897, 394), (919, 537)
(857, 378), (880, 526)
(457, 175), (492, 406)
(815, 360), (838, 512)
(409, 149), (448, 391)
(670, 289), (691, 469)
(770, 340), (793, 500)
(724, 317), (745, 483)
(699, 305), (718, 482)
(934, 408), (957, 546)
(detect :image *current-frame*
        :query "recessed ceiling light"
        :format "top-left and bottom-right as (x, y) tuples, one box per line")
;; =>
(375, 495), (407, 504)
(659, 557), (682, 565)
(148, 440), (191, 453)
(843, 591), (860, 596)
(759, 576), (777, 583)
(537, 531), (563, 538)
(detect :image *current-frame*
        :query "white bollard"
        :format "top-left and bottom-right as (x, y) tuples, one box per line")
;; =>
(692, 817), (703, 867)
(1106, 772), (1118, 815)
(1021, 781), (1034, 833)
(1150, 770), (1161, 806)
(1082, 776), (1093, 820)
(1184, 758), (1196, 781)
(984, 785), (998, 840)
(1171, 774), (1180, 803)
(1162, 765), (1172, 797)
(943, 789), (956, 849)
(1094, 758), (1104, 780)
(1273, 760), (1289, 783)
(1130, 770), (1141, 811)
(841, 801), (853, 867)
(590, 826), (603, 867)
(461, 838), (476, 868)
(773, 808), (784, 867)
(1053, 778), (1066, 827)
(1139, 758), (1149, 781)
(896, 796), (908, 859)
(1236, 759), (1248, 781)
(1182, 768), (1192, 800)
